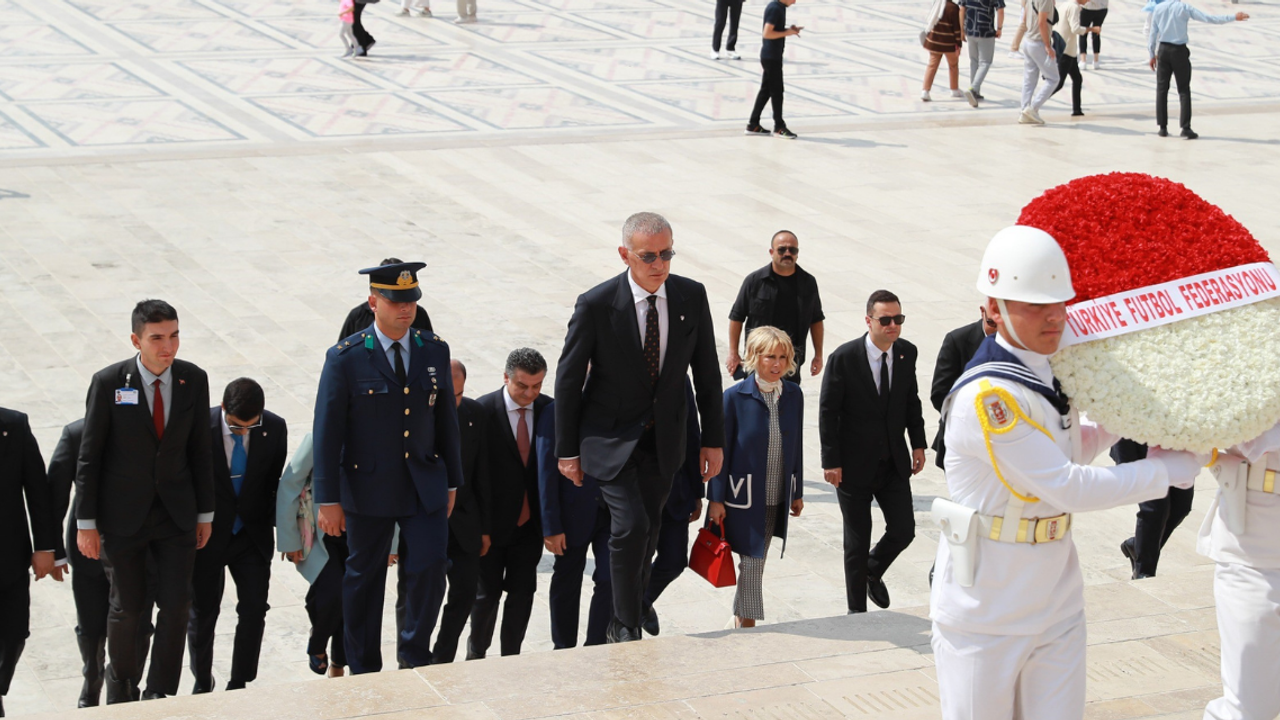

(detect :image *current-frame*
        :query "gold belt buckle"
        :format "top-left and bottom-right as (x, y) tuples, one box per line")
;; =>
(1033, 515), (1068, 544)
(1265, 469), (1276, 494)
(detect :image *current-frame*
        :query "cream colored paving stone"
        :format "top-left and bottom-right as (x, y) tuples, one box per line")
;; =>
(1085, 641), (1216, 703)
(682, 685), (842, 720)
(804, 668), (941, 718)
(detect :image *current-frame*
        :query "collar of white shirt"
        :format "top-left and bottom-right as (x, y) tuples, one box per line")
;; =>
(135, 355), (172, 388)
(864, 334), (893, 367)
(627, 271), (668, 306)
(503, 386), (533, 414)
(221, 408), (251, 455)
(995, 333), (1055, 386)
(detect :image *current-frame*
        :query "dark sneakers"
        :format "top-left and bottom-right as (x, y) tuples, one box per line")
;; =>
(773, 127), (797, 139)
(745, 124), (770, 136)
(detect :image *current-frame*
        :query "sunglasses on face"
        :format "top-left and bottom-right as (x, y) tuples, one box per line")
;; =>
(631, 249), (676, 264)
(774, 247), (798, 256)
(228, 421), (263, 432)
(871, 315), (906, 327)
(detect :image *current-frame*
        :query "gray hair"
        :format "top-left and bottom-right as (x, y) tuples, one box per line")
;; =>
(504, 347), (547, 377)
(621, 212), (672, 249)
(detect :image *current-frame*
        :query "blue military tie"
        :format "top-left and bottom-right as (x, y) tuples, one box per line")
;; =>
(230, 433), (247, 534)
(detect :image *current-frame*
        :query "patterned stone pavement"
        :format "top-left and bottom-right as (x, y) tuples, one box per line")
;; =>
(1, 0), (1279, 158)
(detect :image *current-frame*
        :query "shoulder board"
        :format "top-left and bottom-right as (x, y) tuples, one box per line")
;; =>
(974, 380), (1021, 434)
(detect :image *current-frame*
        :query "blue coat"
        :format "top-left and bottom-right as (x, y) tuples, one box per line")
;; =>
(707, 375), (804, 559)
(536, 401), (604, 548)
(663, 378), (706, 522)
(312, 326), (463, 516)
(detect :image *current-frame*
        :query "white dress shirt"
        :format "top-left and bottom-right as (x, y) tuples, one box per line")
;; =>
(627, 271), (668, 373)
(865, 334), (894, 393)
(136, 355), (173, 427)
(373, 322), (410, 378)
(503, 386), (535, 440)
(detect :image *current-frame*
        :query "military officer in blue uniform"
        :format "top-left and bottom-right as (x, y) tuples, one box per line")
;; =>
(313, 262), (463, 674)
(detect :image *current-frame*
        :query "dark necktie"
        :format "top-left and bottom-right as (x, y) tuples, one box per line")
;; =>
(392, 341), (406, 385)
(643, 295), (660, 388)
(230, 433), (247, 534)
(516, 408), (531, 526)
(879, 352), (889, 402)
(152, 379), (165, 440)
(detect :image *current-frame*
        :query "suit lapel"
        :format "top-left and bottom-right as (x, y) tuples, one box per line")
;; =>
(127, 361), (161, 444)
(853, 334), (879, 398)
(490, 391), (521, 463)
(609, 273), (649, 392)
(242, 423), (271, 498)
(404, 329), (428, 388)
(367, 336), (399, 386)
(210, 411), (234, 495)
(657, 280), (687, 388)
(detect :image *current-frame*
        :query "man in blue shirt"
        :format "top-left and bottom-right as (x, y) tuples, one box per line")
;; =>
(1147, 0), (1247, 138)
(746, 0), (803, 139)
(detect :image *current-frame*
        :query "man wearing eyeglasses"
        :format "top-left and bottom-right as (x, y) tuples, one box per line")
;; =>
(727, 230), (825, 386)
(819, 289), (927, 613)
(555, 211), (725, 643)
(187, 378), (287, 694)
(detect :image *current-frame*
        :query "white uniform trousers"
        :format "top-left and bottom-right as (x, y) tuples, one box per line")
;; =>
(1204, 562), (1280, 720)
(932, 611), (1086, 720)
(1021, 42), (1060, 112)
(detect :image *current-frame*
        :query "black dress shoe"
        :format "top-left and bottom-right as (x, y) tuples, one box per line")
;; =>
(1071, 110), (1084, 116)
(1181, 128), (1199, 140)
(867, 576), (890, 609)
(1157, 126), (1169, 137)
(1134, 572), (1154, 579)
(606, 619), (642, 643)
(928, 562), (935, 588)
(641, 606), (660, 637)
(226, 680), (245, 691)
(141, 690), (167, 701)
(192, 678), (214, 695)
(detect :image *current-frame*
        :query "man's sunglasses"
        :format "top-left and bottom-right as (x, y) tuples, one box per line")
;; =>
(228, 420), (263, 432)
(631, 249), (676, 264)
(774, 247), (798, 256)
(872, 315), (906, 327)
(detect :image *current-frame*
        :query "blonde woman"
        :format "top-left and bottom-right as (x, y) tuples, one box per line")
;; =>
(708, 327), (805, 628)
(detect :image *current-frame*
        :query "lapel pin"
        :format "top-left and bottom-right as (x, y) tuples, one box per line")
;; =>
(2, 431), (6, 437)
(179, 379), (186, 385)
(680, 315), (685, 322)
(262, 431), (268, 437)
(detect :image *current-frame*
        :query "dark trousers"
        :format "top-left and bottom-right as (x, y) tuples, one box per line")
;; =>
(712, 0), (744, 52)
(352, 1), (375, 48)
(597, 448), (672, 630)
(644, 508), (692, 608)
(549, 505), (613, 649)
(305, 532), (348, 669)
(187, 531), (271, 690)
(100, 501), (197, 701)
(1112, 440), (1194, 576)
(430, 532), (481, 664)
(344, 505), (448, 673)
(1156, 42), (1192, 130)
(749, 58), (786, 130)
(1053, 53), (1082, 113)
(836, 459), (916, 613)
(69, 530), (154, 706)
(0, 570), (30, 697)
(1078, 8), (1106, 54)
(468, 525), (542, 658)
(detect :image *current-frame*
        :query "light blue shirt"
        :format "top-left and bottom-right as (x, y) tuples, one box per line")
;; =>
(1148, 0), (1235, 58)
(372, 323), (410, 378)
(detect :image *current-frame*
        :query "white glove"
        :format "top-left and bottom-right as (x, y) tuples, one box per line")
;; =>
(1148, 447), (1207, 489)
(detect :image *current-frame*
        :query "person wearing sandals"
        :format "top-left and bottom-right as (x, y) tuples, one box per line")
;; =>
(921, 0), (964, 102)
(276, 434), (398, 678)
(707, 327), (805, 628)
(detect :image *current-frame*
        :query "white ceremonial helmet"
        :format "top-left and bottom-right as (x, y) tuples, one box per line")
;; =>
(977, 225), (1075, 349)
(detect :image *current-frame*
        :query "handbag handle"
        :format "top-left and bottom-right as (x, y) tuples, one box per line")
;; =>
(706, 520), (726, 540)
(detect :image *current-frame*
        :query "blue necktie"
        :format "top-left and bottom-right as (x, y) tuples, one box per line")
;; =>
(230, 434), (247, 535)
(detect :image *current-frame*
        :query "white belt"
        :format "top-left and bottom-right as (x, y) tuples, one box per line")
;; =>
(977, 513), (1072, 544)
(1245, 465), (1279, 494)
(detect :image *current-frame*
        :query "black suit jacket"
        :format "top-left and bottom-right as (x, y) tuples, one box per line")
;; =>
(48, 419), (85, 566)
(554, 271), (725, 481)
(76, 358), (215, 537)
(448, 397), (491, 555)
(0, 408), (56, 577)
(819, 335), (927, 482)
(204, 408), (288, 561)
(479, 389), (552, 546)
(929, 320), (988, 468)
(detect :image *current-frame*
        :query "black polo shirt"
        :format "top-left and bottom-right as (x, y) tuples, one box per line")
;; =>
(729, 264), (824, 363)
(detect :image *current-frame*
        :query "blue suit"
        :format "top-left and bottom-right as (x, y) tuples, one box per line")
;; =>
(645, 379), (704, 609)
(312, 326), (463, 673)
(536, 402), (612, 649)
(708, 375), (804, 559)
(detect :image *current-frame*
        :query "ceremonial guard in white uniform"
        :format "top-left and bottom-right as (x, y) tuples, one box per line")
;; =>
(1199, 422), (1280, 720)
(929, 226), (1203, 720)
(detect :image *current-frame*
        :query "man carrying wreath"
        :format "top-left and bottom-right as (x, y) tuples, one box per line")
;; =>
(928, 225), (1203, 720)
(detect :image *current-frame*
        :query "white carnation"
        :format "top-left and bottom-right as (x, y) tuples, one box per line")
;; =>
(1050, 298), (1280, 452)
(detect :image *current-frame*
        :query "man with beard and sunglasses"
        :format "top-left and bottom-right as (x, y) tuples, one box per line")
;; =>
(820, 289), (927, 614)
(727, 231), (825, 386)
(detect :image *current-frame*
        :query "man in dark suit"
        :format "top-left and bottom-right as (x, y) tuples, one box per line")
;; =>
(187, 378), (288, 693)
(468, 348), (551, 658)
(313, 262), (463, 674)
(76, 299), (215, 702)
(0, 407), (59, 717)
(429, 359), (491, 664)
(339, 257), (433, 341)
(555, 211), (725, 643)
(537, 400), (611, 649)
(1115, 440), (1190, 579)
(641, 379), (704, 637)
(48, 420), (154, 707)
(820, 289), (927, 614)
(929, 307), (996, 469)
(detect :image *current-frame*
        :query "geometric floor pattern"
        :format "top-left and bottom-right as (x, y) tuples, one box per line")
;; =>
(3, 0), (1280, 158)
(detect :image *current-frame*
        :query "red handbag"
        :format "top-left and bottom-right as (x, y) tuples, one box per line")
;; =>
(689, 522), (737, 588)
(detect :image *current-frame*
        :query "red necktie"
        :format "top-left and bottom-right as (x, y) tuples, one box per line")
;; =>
(516, 408), (531, 526)
(152, 379), (165, 441)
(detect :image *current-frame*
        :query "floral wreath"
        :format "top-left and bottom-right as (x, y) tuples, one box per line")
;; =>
(1018, 172), (1280, 452)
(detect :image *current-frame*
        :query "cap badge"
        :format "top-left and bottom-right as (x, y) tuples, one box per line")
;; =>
(397, 270), (414, 287)
(988, 268), (999, 285)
